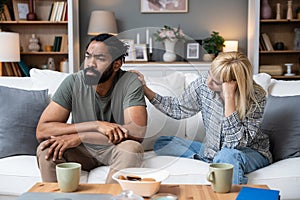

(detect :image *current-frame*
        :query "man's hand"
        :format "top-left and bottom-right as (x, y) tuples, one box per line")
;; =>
(97, 121), (129, 144)
(40, 134), (81, 161)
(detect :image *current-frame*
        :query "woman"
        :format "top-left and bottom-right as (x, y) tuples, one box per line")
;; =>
(133, 52), (272, 184)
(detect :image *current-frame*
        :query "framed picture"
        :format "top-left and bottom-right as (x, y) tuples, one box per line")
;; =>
(12, 0), (29, 21)
(133, 44), (148, 61)
(141, 0), (188, 13)
(120, 39), (135, 61)
(185, 40), (202, 61)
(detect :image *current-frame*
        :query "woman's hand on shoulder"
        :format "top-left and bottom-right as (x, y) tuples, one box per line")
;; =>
(129, 70), (146, 86)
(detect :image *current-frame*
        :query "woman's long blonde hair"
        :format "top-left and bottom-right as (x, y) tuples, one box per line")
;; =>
(210, 52), (265, 119)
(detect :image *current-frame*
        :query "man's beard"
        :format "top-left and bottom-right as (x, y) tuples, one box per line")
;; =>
(84, 64), (114, 85)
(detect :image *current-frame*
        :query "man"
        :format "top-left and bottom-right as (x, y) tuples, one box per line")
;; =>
(36, 33), (147, 183)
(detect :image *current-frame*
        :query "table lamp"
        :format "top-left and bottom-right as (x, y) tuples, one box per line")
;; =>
(87, 10), (118, 35)
(0, 32), (20, 76)
(223, 40), (239, 52)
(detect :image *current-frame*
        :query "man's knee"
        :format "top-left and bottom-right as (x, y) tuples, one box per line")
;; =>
(117, 140), (144, 154)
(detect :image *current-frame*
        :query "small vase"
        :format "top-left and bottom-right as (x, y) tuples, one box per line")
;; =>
(287, 1), (293, 20)
(276, 3), (281, 20)
(28, 34), (40, 52)
(261, 0), (272, 19)
(163, 39), (177, 62)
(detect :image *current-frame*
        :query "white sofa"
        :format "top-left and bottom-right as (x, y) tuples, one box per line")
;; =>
(0, 69), (299, 200)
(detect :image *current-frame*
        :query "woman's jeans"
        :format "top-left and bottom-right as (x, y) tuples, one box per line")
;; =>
(154, 136), (269, 184)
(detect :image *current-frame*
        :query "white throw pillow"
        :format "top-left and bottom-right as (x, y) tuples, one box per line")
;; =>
(30, 68), (69, 98)
(269, 79), (300, 96)
(253, 73), (271, 95)
(142, 72), (186, 151)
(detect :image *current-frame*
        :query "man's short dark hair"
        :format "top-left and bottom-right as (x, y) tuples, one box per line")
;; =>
(86, 33), (129, 62)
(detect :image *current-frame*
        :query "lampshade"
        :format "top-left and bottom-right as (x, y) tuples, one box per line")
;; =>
(0, 32), (20, 62)
(87, 10), (118, 35)
(223, 40), (239, 52)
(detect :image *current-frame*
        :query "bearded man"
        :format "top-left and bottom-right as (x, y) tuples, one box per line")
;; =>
(36, 33), (147, 183)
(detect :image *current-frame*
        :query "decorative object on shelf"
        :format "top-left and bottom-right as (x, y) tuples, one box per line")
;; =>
(148, 37), (153, 61)
(47, 57), (56, 71)
(223, 40), (238, 52)
(293, 28), (300, 50)
(274, 42), (284, 50)
(140, 0), (188, 13)
(87, 10), (118, 35)
(153, 25), (185, 62)
(260, 0), (272, 19)
(284, 63), (295, 76)
(296, 6), (300, 19)
(28, 34), (40, 52)
(59, 58), (69, 73)
(13, 0), (29, 21)
(202, 31), (225, 60)
(136, 33), (140, 44)
(185, 40), (202, 61)
(287, 1), (293, 20)
(162, 38), (178, 62)
(276, 3), (281, 20)
(0, 31), (20, 76)
(133, 44), (148, 61)
(44, 45), (53, 52)
(26, 0), (37, 20)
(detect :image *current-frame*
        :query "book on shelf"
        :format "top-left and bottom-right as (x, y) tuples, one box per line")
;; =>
(52, 36), (62, 52)
(0, 4), (11, 21)
(259, 36), (267, 51)
(48, 1), (67, 22)
(3, 62), (22, 77)
(18, 61), (30, 77)
(261, 33), (274, 51)
(236, 187), (280, 200)
(60, 34), (68, 53)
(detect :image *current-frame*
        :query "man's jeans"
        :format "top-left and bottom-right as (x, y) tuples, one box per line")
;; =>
(154, 136), (269, 184)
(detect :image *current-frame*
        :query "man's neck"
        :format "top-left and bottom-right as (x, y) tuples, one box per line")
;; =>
(95, 73), (116, 97)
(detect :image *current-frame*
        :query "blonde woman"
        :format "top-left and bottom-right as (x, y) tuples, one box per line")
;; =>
(133, 52), (272, 184)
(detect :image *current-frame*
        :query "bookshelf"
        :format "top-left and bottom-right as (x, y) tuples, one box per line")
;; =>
(248, 0), (300, 79)
(0, 0), (79, 76)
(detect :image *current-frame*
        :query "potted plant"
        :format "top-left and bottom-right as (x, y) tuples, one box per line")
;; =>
(202, 31), (225, 61)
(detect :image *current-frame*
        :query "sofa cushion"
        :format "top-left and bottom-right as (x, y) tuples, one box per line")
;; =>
(141, 72), (186, 151)
(253, 73), (271, 95)
(0, 155), (88, 196)
(0, 86), (48, 159)
(262, 95), (300, 162)
(269, 79), (300, 96)
(29, 68), (69, 98)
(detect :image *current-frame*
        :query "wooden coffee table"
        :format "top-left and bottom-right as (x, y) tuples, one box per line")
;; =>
(28, 182), (269, 200)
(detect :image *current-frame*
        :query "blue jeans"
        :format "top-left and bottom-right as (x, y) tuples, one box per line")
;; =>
(154, 136), (270, 184)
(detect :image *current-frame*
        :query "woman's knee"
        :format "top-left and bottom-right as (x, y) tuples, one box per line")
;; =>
(214, 148), (246, 164)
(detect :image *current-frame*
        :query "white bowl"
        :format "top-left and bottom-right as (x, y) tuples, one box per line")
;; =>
(112, 168), (169, 197)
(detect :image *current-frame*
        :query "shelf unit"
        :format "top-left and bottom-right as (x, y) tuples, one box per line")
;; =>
(122, 61), (211, 78)
(248, 0), (300, 79)
(0, 0), (80, 75)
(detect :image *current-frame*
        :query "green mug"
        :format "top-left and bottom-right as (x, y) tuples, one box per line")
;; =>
(206, 163), (233, 193)
(56, 162), (81, 192)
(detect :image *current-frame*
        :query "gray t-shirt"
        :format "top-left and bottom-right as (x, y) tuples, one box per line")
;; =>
(52, 69), (145, 133)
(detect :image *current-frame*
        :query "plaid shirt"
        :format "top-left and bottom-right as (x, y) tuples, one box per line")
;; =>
(151, 73), (272, 163)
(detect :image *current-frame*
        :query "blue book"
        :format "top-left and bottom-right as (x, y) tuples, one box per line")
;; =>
(236, 187), (280, 200)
